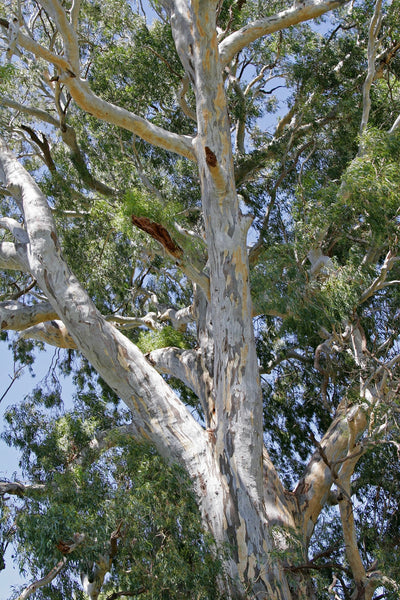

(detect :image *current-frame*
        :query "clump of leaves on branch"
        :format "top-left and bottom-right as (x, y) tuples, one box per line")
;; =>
(1, 0), (400, 599)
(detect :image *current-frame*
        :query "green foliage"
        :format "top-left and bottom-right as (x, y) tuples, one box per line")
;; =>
(0, 63), (16, 85)
(11, 437), (222, 599)
(125, 188), (181, 227)
(2, 369), (221, 598)
(89, 17), (185, 121)
(137, 326), (190, 354)
(0, 500), (14, 573)
(341, 129), (400, 241)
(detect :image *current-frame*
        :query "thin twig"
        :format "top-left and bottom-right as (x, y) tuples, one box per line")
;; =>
(0, 365), (25, 404)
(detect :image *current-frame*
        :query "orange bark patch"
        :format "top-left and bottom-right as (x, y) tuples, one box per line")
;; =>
(205, 146), (217, 167)
(131, 215), (183, 258)
(56, 540), (72, 555)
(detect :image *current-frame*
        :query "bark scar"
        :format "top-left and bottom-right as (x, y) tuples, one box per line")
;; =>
(131, 215), (183, 259)
(50, 230), (60, 251)
(205, 146), (217, 168)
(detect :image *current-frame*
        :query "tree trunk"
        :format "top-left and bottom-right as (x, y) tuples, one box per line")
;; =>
(164, 2), (296, 597)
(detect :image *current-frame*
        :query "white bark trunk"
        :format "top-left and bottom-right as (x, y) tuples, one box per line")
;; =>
(166, 3), (294, 597)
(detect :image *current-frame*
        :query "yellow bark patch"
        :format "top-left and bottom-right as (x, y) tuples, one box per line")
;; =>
(130, 395), (142, 413)
(209, 164), (229, 197)
(225, 389), (232, 413)
(205, 48), (211, 72)
(117, 345), (131, 370)
(139, 426), (150, 440)
(215, 83), (226, 112)
(232, 246), (249, 309)
(241, 343), (249, 365)
(130, 396), (151, 425)
(247, 553), (257, 582)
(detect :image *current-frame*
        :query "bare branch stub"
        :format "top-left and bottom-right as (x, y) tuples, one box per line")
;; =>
(131, 215), (183, 259)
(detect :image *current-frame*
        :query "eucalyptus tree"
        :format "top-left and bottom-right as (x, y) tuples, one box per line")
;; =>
(0, 0), (400, 599)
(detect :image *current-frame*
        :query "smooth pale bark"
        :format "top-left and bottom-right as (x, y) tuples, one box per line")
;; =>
(0, 301), (58, 331)
(294, 399), (369, 543)
(147, 347), (206, 403)
(38, 0), (81, 74)
(19, 320), (78, 348)
(0, 241), (28, 271)
(60, 78), (196, 161)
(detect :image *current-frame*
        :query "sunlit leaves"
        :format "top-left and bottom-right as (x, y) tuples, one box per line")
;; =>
(341, 128), (400, 241)
(136, 325), (190, 353)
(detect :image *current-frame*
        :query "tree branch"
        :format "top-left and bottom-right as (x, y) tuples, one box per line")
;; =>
(0, 300), (58, 331)
(38, 0), (81, 73)
(131, 215), (210, 296)
(294, 305), (395, 546)
(16, 534), (85, 600)
(219, 0), (349, 67)
(0, 97), (60, 128)
(0, 137), (212, 500)
(359, 0), (383, 138)
(359, 250), (399, 304)
(81, 522), (123, 600)
(0, 481), (46, 497)
(159, 305), (195, 330)
(146, 346), (203, 401)
(70, 0), (81, 31)
(336, 471), (368, 599)
(177, 75), (197, 122)
(294, 399), (369, 543)
(0, 242), (28, 271)
(60, 126), (116, 196)
(19, 320), (77, 349)
(0, 217), (29, 243)
(1, 16), (196, 161)
(64, 78), (196, 160)
(1, 96), (117, 196)
(0, 17), (77, 74)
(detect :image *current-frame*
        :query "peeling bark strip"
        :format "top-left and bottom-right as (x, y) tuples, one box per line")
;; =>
(131, 215), (183, 258)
